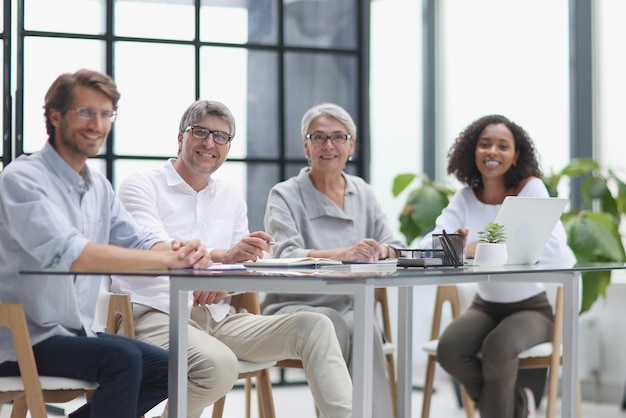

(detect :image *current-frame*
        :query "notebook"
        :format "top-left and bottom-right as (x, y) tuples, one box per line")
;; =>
(493, 196), (568, 265)
(242, 257), (341, 268)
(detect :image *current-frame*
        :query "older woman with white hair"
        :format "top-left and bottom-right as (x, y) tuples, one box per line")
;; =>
(262, 103), (404, 418)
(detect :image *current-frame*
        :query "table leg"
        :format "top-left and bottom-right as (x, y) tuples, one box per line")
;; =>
(352, 283), (375, 417)
(169, 286), (189, 418)
(560, 272), (580, 418)
(396, 286), (413, 416)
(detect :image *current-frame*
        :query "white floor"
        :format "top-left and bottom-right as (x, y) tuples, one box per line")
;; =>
(3, 369), (626, 417)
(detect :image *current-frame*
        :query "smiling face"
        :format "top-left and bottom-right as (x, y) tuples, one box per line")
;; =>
(304, 115), (355, 174)
(49, 85), (114, 172)
(176, 113), (231, 184)
(474, 123), (519, 181)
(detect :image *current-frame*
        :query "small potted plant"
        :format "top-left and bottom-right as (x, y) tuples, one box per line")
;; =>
(474, 222), (508, 266)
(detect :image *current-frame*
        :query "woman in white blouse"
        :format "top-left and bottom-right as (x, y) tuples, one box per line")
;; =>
(422, 114), (575, 418)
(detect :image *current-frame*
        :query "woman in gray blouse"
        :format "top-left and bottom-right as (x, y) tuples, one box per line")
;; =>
(262, 103), (404, 418)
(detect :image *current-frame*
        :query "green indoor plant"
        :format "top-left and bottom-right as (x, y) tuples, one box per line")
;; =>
(477, 222), (507, 243)
(392, 173), (455, 246)
(543, 158), (626, 313)
(474, 222), (508, 267)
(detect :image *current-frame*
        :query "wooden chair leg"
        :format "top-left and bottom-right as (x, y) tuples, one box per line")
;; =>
(460, 384), (475, 418)
(578, 380), (582, 418)
(211, 396), (226, 418)
(256, 369), (276, 418)
(421, 355), (437, 418)
(245, 376), (252, 418)
(10, 395), (29, 418)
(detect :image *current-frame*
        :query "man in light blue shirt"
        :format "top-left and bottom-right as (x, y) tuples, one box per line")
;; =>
(0, 69), (211, 418)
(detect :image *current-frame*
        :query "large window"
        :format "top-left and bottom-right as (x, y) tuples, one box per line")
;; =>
(596, 0), (626, 173)
(437, 0), (570, 182)
(10, 0), (367, 231)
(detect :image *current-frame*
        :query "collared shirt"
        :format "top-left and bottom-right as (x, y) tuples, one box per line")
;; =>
(111, 160), (248, 320)
(420, 177), (576, 303)
(0, 142), (161, 363)
(262, 167), (405, 314)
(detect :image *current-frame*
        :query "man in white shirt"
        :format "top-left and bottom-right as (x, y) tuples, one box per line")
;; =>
(111, 100), (353, 418)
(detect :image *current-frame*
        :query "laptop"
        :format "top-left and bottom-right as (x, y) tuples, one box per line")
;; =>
(493, 196), (568, 265)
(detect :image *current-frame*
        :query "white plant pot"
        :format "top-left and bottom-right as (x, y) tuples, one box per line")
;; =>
(473, 242), (508, 267)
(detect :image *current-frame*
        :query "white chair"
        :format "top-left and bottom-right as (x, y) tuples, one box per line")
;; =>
(420, 283), (581, 418)
(0, 303), (98, 418)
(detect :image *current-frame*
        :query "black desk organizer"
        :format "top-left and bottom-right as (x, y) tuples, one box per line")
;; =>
(397, 232), (464, 268)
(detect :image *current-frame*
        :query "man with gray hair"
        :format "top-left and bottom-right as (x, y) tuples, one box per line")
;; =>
(112, 100), (353, 418)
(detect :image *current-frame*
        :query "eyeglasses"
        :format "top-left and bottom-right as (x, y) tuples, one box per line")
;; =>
(305, 132), (352, 145)
(184, 125), (232, 145)
(69, 106), (117, 122)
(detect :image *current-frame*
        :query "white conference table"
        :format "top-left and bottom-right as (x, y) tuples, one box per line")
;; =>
(164, 262), (626, 418)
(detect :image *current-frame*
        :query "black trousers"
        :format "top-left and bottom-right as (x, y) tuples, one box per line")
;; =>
(0, 332), (168, 418)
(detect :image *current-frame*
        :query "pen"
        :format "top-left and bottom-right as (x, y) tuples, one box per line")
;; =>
(442, 229), (461, 266)
(377, 234), (394, 245)
(267, 241), (278, 246)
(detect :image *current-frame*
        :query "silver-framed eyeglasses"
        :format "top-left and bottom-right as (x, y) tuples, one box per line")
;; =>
(306, 132), (352, 145)
(69, 106), (117, 122)
(184, 125), (232, 145)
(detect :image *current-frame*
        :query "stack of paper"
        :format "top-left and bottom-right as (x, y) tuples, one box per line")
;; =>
(320, 259), (398, 272)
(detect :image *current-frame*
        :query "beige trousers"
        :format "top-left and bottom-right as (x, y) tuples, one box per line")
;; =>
(130, 303), (352, 418)
(271, 305), (394, 418)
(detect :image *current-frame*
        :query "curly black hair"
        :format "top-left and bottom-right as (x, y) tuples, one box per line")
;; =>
(446, 114), (542, 190)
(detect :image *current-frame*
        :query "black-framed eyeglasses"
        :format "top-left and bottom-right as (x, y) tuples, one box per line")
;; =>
(184, 125), (232, 145)
(305, 132), (352, 145)
(69, 106), (117, 122)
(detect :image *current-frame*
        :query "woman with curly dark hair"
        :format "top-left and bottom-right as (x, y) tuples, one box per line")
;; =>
(421, 114), (575, 418)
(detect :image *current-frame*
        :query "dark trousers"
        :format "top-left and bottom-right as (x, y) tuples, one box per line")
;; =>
(437, 292), (553, 418)
(0, 332), (168, 418)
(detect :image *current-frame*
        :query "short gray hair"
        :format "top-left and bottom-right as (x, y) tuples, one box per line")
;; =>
(178, 100), (236, 139)
(300, 103), (356, 139)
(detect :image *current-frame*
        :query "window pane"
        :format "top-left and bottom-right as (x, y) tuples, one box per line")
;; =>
(241, 162), (280, 231)
(114, 159), (168, 191)
(284, 52), (358, 158)
(200, 0), (277, 44)
(439, 0), (570, 179)
(284, 0), (357, 48)
(0, 40), (3, 159)
(115, 0), (195, 40)
(25, 0), (105, 34)
(114, 42), (196, 157)
(23, 38), (105, 154)
(200, 47), (279, 159)
(370, 0), (422, 237)
(596, 0), (626, 171)
(86, 158), (106, 178)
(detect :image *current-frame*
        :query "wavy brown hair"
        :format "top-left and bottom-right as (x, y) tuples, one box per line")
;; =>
(447, 114), (542, 189)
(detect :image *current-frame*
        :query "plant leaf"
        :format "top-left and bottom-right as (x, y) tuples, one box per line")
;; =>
(392, 173), (418, 197)
(560, 158), (598, 177)
(566, 211), (625, 263)
(580, 270), (611, 313)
